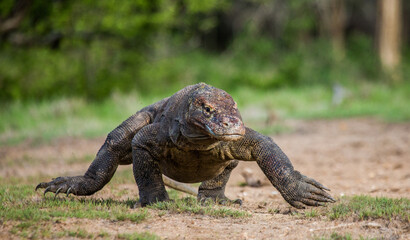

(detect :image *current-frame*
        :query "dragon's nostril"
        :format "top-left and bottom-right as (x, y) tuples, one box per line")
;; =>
(222, 117), (230, 127)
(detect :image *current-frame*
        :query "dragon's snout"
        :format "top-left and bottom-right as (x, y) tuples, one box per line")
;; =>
(206, 115), (245, 141)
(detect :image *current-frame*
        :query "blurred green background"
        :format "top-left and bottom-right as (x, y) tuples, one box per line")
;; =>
(0, 0), (409, 144)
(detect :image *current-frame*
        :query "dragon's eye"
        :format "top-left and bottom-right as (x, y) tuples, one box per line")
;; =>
(202, 103), (212, 114)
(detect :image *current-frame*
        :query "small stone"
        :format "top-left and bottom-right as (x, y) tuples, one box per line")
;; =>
(364, 222), (382, 228)
(393, 163), (403, 169)
(241, 168), (262, 187)
(369, 185), (378, 193)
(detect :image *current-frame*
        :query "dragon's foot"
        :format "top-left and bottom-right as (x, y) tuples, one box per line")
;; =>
(138, 188), (170, 207)
(197, 192), (242, 206)
(281, 171), (336, 209)
(35, 176), (93, 198)
(133, 198), (173, 209)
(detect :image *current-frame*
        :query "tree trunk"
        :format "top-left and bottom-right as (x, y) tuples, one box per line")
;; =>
(0, 0), (31, 35)
(378, 0), (402, 75)
(316, 0), (346, 60)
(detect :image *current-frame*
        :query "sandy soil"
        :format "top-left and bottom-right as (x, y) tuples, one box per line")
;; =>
(1, 118), (409, 239)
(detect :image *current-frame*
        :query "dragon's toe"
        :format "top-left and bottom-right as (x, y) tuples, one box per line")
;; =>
(36, 176), (87, 197)
(66, 187), (72, 197)
(44, 186), (52, 196)
(198, 195), (242, 206)
(54, 187), (63, 199)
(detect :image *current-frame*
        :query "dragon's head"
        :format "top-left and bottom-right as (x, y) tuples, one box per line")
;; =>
(184, 83), (245, 141)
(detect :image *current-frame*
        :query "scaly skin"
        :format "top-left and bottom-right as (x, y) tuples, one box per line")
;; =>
(36, 83), (335, 208)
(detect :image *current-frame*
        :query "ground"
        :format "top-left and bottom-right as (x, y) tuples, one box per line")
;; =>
(0, 118), (409, 239)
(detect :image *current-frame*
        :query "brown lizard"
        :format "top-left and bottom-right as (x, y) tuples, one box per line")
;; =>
(36, 83), (335, 208)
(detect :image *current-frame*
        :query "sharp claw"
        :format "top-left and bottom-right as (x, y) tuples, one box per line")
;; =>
(302, 175), (331, 191)
(328, 196), (336, 202)
(66, 187), (72, 197)
(54, 187), (62, 199)
(313, 181), (330, 191)
(322, 186), (331, 191)
(35, 183), (42, 191)
(233, 199), (243, 206)
(321, 191), (336, 202)
(289, 200), (306, 209)
(44, 186), (51, 196)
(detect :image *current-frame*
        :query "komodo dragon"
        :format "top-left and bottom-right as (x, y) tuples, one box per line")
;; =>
(36, 83), (335, 208)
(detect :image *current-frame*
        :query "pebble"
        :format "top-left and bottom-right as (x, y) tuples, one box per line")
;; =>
(364, 222), (382, 228)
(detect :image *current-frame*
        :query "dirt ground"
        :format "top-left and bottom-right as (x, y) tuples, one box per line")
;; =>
(1, 118), (409, 239)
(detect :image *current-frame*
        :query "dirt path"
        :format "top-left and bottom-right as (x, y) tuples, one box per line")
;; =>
(1, 118), (409, 239)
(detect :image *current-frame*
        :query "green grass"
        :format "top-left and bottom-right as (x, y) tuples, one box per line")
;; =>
(0, 183), (248, 239)
(327, 195), (409, 222)
(117, 232), (161, 240)
(0, 185), (148, 223)
(305, 196), (409, 240)
(234, 83), (410, 124)
(272, 195), (410, 223)
(1, 82), (409, 145)
(304, 208), (319, 218)
(0, 184), (149, 239)
(315, 233), (353, 240)
(294, 195), (409, 223)
(149, 196), (250, 218)
(63, 228), (94, 239)
(0, 93), (159, 145)
(1, 183), (407, 239)
(315, 232), (377, 240)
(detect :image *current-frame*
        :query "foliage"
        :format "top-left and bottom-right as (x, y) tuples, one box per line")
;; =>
(0, 0), (232, 101)
(1, 0), (408, 102)
(0, 92), (149, 145)
(1, 33), (398, 102)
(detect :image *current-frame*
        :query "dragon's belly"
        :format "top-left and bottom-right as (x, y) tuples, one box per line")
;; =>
(159, 146), (232, 183)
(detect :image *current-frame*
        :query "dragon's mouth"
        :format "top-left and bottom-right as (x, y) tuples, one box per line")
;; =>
(205, 125), (244, 141)
(187, 134), (212, 140)
(183, 125), (244, 141)
(216, 134), (244, 141)
(205, 125), (216, 136)
(186, 118), (245, 141)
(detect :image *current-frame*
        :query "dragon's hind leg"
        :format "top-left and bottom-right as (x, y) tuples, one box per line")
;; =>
(197, 160), (242, 205)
